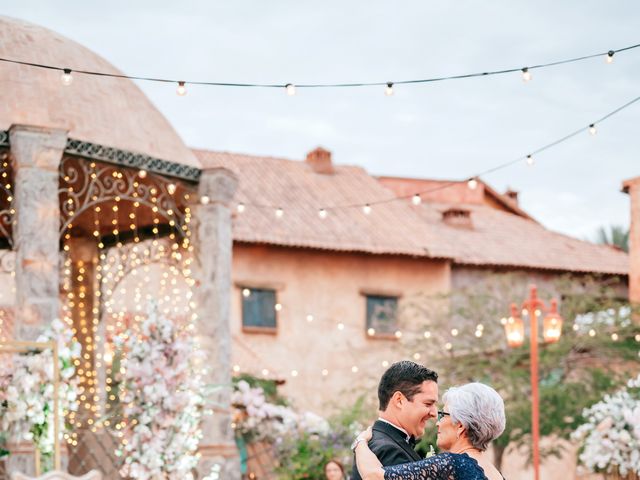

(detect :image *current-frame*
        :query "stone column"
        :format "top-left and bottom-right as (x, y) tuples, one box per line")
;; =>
(7, 125), (67, 476)
(623, 177), (640, 307)
(192, 167), (241, 479)
(9, 125), (66, 340)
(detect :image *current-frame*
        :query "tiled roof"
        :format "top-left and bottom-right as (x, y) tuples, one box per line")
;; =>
(195, 150), (451, 258)
(194, 149), (628, 276)
(416, 202), (628, 274)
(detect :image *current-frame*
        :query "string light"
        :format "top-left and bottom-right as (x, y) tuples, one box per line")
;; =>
(237, 203), (245, 213)
(521, 67), (532, 82)
(318, 208), (327, 219)
(337, 322), (345, 330)
(385, 82), (394, 96)
(138, 169), (147, 179)
(367, 328), (375, 336)
(285, 84), (296, 96)
(606, 50), (615, 64)
(167, 183), (177, 195)
(363, 204), (372, 215)
(526, 155), (535, 166)
(467, 178), (478, 190)
(589, 124), (597, 136)
(200, 195), (210, 205)
(306, 314), (313, 322)
(275, 207), (284, 218)
(61, 68), (73, 86)
(412, 194), (421, 206)
(176, 81), (187, 96)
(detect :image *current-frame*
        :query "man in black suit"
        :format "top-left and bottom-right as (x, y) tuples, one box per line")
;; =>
(351, 361), (439, 480)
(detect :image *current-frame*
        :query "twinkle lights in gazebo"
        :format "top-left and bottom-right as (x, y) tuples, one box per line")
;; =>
(56, 153), (200, 441)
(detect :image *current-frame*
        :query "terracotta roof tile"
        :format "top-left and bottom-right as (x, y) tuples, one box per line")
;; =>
(194, 149), (628, 276)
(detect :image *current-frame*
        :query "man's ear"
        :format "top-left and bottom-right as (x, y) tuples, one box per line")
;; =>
(391, 391), (404, 409)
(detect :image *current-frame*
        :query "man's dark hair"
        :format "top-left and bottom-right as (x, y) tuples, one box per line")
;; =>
(378, 361), (438, 411)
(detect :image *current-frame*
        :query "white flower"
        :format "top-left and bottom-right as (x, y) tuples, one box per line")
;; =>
(572, 372), (640, 475)
(119, 305), (205, 479)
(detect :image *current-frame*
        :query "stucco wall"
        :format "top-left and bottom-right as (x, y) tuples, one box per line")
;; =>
(230, 244), (451, 414)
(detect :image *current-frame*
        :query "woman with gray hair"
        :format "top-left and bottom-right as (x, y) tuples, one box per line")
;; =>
(354, 382), (506, 480)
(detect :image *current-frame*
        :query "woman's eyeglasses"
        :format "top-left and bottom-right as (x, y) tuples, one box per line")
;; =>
(437, 411), (450, 421)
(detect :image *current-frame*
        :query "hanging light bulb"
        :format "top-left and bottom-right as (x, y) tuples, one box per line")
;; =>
(237, 203), (246, 213)
(285, 84), (296, 96)
(275, 207), (284, 218)
(363, 204), (372, 215)
(385, 82), (394, 96)
(138, 169), (147, 179)
(467, 178), (478, 190)
(521, 68), (532, 82)
(61, 68), (73, 86)
(176, 81), (187, 96)
(200, 195), (210, 205)
(412, 194), (422, 205)
(606, 50), (615, 64)
(318, 208), (327, 219)
(167, 183), (176, 195)
(526, 155), (534, 166)
(588, 124), (597, 136)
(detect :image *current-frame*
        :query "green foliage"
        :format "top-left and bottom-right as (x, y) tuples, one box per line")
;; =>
(0, 431), (8, 458)
(401, 272), (640, 468)
(593, 225), (629, 252)
(274, 396), (369, 480)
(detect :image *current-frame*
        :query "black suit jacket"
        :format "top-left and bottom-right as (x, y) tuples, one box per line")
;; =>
(351, 420), (423, 480)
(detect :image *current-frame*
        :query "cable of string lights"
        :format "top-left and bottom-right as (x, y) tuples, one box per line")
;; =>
(230, 92), (640, 218)
(0, 42), (638, 94)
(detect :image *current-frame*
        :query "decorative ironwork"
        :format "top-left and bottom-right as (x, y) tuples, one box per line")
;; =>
(0, 148), (14, 248)
(59, 155), (195, 239)
(65, 139), (201, 182)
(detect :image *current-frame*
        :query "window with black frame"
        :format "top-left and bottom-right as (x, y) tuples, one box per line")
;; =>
(365, 294), (398, 336)
(241, 287), (277, 330)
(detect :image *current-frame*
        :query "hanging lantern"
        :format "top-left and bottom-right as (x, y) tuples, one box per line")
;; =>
(504, 303), (525, 347)
(543, 299), (563, 343)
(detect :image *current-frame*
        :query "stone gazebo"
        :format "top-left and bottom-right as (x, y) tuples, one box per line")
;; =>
(0, 16), (240, 479)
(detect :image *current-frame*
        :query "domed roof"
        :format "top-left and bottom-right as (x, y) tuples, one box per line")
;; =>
(0, 16), (200, 168)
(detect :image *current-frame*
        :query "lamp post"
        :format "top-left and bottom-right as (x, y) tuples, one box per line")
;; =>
(502, 285), (563, 480)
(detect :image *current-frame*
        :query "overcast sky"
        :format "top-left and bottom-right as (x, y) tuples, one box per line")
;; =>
(3, 1), (639, 240)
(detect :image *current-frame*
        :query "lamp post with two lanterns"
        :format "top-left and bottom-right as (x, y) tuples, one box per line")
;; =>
(502, 284), (563, 480)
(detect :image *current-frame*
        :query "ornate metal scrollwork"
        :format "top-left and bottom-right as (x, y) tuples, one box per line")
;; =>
(59, 155), (195, 239)
(64, 138), (201, 182)
(0, 147), (14, 247)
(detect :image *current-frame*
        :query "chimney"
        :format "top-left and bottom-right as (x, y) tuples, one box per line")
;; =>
(305, 147), (334, 174)
(505, 189), (519, 204)
(623, 177), (640, 306)
(442, 208), (473, 229)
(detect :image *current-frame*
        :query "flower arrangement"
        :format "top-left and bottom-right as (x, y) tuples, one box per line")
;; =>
(572, 373), (640, 478)
(231, 379), (309, 442)
(117, 306), (205, 480)
(232, 379), (367, 479)
(0, 318), (80, 469)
